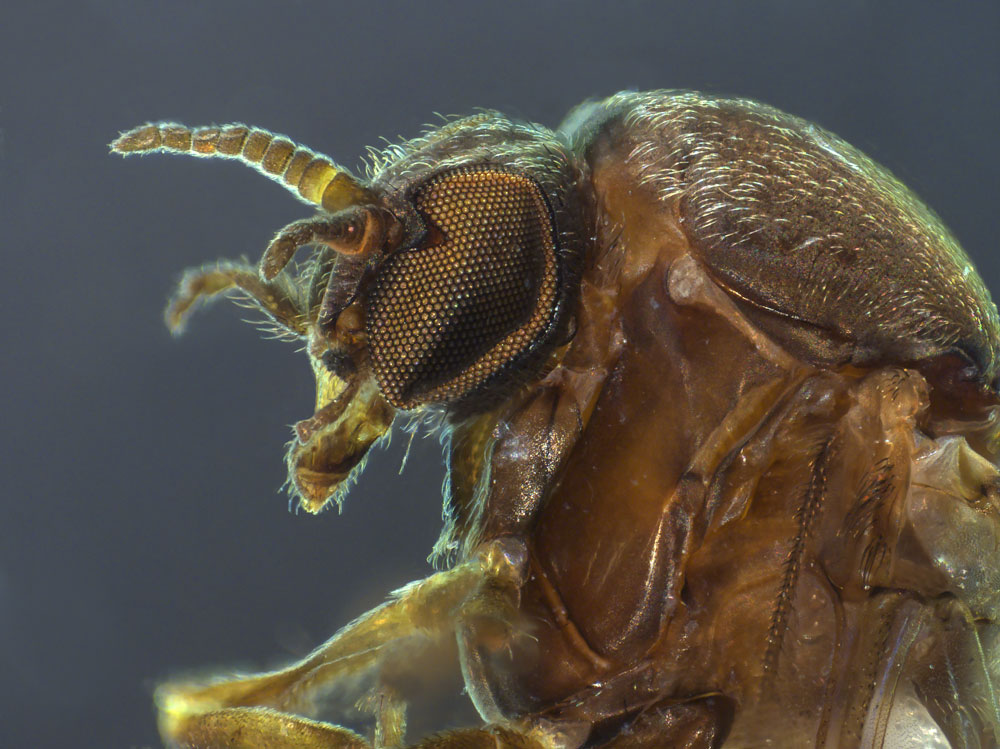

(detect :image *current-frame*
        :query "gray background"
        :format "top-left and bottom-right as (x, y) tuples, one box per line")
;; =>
(1, 1), (998, 746)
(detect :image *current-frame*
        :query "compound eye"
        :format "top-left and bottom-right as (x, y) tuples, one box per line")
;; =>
(366, 167), (559, 409)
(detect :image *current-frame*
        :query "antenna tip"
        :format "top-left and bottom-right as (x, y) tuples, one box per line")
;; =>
(110, 124), (161, 154)
(111, 122), (193, 155)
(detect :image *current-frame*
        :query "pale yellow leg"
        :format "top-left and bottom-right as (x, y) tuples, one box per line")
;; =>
(169, 710), (547, 749)
(167, 707), (369, 749)
(411, 726), (546, 748)
(157, 540), (527, 748)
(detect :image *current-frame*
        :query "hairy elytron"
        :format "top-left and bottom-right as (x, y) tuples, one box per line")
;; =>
(113, 91), (1000, 748)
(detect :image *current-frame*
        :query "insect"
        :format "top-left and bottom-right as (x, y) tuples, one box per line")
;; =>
(113, 90), (1000, 748)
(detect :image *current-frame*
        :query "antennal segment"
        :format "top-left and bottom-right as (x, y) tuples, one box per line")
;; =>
(111, 122), (375, 213)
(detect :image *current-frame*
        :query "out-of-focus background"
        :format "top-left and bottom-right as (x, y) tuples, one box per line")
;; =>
(1, 2), (998, 746)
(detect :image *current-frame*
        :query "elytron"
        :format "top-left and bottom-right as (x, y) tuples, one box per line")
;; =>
(114, 90), (1000, 748)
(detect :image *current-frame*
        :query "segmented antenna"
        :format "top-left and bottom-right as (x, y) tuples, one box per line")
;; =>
(110, 123), (375, 213)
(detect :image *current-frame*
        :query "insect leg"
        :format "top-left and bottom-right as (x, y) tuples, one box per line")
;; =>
(168, 712), (549, 749)
(166, 260), (308, 335)
(157, 540), (527, 748)
(407, 725), (546, 748)
(164, 707), (370, 749)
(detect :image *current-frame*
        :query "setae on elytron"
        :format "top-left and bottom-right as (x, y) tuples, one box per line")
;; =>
(113, 90), (1000, 748)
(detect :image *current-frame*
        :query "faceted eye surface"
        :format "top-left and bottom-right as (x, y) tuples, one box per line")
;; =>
(367, 167), (558, 409)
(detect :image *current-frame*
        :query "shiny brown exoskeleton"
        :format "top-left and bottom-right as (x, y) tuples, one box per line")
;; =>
(113, 90), (1000, 748)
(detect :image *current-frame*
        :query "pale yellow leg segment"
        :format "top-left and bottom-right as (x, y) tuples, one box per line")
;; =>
(411, 726), (547, 749)
(169, 707), (369, 749)
(169, 710), (548, 749)
(157, 540), (527, 748)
